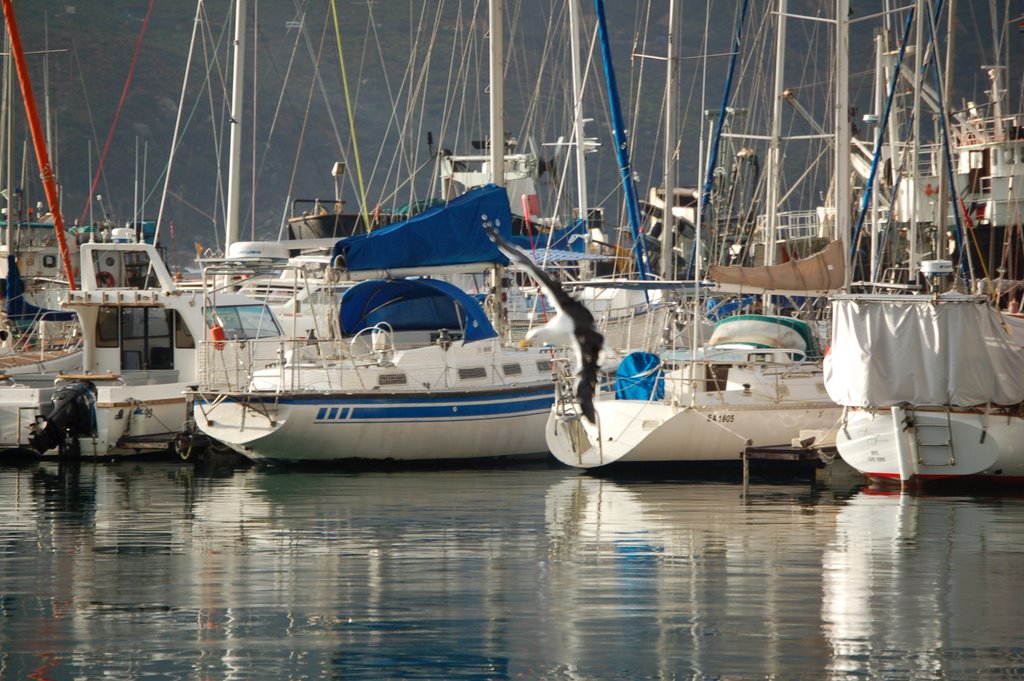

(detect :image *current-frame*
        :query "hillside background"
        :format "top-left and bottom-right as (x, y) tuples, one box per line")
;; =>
(5, 0), (1015, 271)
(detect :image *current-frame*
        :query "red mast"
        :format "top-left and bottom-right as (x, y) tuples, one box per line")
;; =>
(2, 0), (77, 290)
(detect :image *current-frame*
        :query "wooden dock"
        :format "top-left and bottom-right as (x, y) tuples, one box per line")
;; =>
(740, 443), (839, 490)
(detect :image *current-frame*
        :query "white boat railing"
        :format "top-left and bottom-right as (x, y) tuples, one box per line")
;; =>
(197, 335), (566, 394)
(954, 114), (1024, 147)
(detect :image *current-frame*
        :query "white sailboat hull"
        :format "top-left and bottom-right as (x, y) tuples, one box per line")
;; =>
(835, 407), (1024, 484)
(826, 295), (1024, 485)
(546, 397), (839, 468)
(195, 385), (554, 462)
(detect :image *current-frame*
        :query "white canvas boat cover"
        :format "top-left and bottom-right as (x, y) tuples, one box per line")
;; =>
(1001, 313), (1024, 348)
(707, 239), (845, 294)
(825, 294), (1024, 407)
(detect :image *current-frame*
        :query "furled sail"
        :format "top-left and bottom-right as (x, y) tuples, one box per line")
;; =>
(707, 239), (846, 294)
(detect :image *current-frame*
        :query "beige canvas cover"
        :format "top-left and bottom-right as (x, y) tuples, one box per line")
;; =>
(707, 239), (845, 293)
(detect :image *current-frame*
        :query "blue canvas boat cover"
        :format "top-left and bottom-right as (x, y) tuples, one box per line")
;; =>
(615, 351), (664, 401)
(338, 278), (497, 343)
(2, 256), (75, 322)
(331, 184), (512, 271)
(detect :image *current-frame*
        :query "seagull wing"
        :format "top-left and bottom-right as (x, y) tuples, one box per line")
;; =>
(483, 220), (604, 424)
(483, 221), (581, 318)
(573, 324), (604, 423)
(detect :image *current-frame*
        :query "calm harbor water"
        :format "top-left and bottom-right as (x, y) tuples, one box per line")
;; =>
(1, 458), (1023, 680)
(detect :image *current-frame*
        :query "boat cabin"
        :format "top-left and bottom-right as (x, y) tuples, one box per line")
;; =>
(69, 241), (282, 380)
(0, 221), (80, 281)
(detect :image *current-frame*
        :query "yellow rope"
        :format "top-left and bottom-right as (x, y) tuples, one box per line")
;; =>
(329, 0), (372, 231)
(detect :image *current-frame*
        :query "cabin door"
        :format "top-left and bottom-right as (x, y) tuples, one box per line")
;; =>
(119, 308), (174, 370)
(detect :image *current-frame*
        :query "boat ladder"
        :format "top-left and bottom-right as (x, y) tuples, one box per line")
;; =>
(551, 358), (580, 415)
(911, 408), (956, 467)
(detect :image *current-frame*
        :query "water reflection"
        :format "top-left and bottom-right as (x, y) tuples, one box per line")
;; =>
(1, 461), (561, 680)
(544, 476), (843, 678)
(823, 488), (1024, 679)
(2, 461), (1023, 679)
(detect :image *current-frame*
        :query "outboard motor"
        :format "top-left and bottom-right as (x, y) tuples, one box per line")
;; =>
(30, 380), (97, 457)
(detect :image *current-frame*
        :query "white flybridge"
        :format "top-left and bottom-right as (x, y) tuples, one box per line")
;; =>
(0, 233), (285, 458)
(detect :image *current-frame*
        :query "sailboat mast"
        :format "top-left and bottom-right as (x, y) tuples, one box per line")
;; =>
(870, 32), (884, 281)
(226, 0), (246, 250)
(835, 0), (851, 288)
(568, 0), (588, 233)
(660, 0), (678, 280)
(935, 0), (955, 236)
(593, 0), (648, 279)
(3, 30), (12, 254)
(489, 0), (504, 187)
(487, 0), (509, 340)
(765, 0), (787, 269)
(908, 0), (924, 278)
(154, 0), (203, 248)
(1, 0), (76, 290)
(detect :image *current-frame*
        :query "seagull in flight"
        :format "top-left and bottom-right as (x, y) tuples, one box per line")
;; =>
(483, 220), (604, 423)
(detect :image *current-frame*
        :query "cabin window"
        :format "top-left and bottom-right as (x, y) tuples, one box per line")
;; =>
(96, 307), (119, 347)
(502, 363), (522, 376)
(458, 367), (487, 380)
(209, 304), (282, 340)
(362, 297), (465, 335)
(121, 307), (173, 370)
(536, 359), (552, 372)
(1006, 147), (1016, 164)
(174, 311), (195, 349)
(92, 249), (154, 288)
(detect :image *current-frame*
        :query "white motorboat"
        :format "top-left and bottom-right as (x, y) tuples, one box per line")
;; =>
(0, 236), (284, 457)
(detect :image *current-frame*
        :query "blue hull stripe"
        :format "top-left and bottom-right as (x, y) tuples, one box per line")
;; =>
(312, 407), (553, 427)
(208, 387), (551, 406)
(200, 386), (555, 424)
(323, 396), (554, 422)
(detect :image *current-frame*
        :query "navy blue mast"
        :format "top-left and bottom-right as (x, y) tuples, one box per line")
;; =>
(593, 0), (649, 279)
